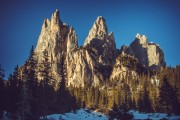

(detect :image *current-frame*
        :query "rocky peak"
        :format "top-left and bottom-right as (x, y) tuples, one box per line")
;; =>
(36, 10), (62, 54)
(35, 9), (79, 89)
(42, 18), (51, 29)
(51, 9), (61, 25)
(67, 27), (78, 53)
(34, 10), (166, 88)
(107, 32), (116, 50)
(96, 16), (108, 33)
(147, 43), (166, 69)
(50, 9), (62, 31)
(135, 33), (148, 47)
(84, 16), (108, 46)
(66, 16), (117, 87)
(82, 16), (117, 66)
(124, 33), (166, 69)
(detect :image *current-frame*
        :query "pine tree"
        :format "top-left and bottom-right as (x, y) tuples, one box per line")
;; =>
(158, 76), (179, 114)
(26, 46), (38, 87)
(19, 83), (32, 120)
(94, 86), (100, 108)
(7, 65), (22, 119)
(137, 91), (143, 112)
(17, 46), (40, 119)
(19, 65), (32, 120)
(99, 88), (107, 108)
(26, 46), (39, 119)
(141, 87), (152, 113)
(120, 82), (131, 112)
(56, 55), (71, 113)
(171, 88), (180, 115)
(132, 96), (136, 110)
(39, 49), (52, 119)
(108, 101), (119, 120)
(0, 65), (5, 119)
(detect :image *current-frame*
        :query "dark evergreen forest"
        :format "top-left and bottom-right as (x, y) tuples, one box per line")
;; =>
(0, 46), (180, 120)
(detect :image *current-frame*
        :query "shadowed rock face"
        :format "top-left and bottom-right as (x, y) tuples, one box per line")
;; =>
(67, 16), (118, 87)
(35, 10), (166, 88)
(83, 16), (117, 66)
(84, 16), (108, 46)
(122, 33), (166, 69)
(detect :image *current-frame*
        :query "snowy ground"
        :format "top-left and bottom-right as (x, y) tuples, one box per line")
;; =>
(46, 109), (107, 120)
(128, 110), (180, 120)
(46, 109), (180, 120)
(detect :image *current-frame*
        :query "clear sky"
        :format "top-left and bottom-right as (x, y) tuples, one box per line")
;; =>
(0, 0), (180, 78)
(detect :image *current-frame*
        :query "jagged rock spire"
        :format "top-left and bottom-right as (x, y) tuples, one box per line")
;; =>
(51, 9), (61, 25)
(135, 33), (148, 47)
(125, 33), (166, 69)
(67, 27), (78, 53)
(42, 18), (51, 29)
(50, 9), (62, 31)
(35, 9), (79, 89)
(41, 9), (63, 32)
(35, 9), (166, 88)
(84, 16), (108, 46)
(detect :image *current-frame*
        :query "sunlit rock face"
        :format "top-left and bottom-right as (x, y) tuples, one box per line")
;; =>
(147, 42), (166, 69)
(35, 10), (118, 87)
(35, 10), (165, 88)
(122, 33), (166, 69)
(67, 16), (118, 87)
(35, 9), (78, 88)
(110, 55), (138, 82)
(84, 16), (108, 46)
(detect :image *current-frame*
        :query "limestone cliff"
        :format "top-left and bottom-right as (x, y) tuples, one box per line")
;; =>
(67, 16), (118, 87)
(35, 10), (117, 87)
(84, 16), (108, 46)
(122, 33), (166, 69)
(35, 9), (78, 88)
(84, 16), (117, 66)
(35, 10), (166, 88)
(110, 54), (138, 82)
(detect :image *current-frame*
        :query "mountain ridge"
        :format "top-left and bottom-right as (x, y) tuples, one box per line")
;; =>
(35, 9), (166, 87)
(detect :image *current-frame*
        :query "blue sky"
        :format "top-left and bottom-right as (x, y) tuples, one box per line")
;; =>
(0, 0), (180, 78)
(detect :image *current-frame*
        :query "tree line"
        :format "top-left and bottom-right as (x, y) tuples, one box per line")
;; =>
(0, 46), (77, 120)
(0, 47), (180, 120)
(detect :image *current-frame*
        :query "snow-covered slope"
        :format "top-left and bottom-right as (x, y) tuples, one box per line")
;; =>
(46, 109), (108, 120)
(46, 109), (180, 120)
(128, 110), (180, 120)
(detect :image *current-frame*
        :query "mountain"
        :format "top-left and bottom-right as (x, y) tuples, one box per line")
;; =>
(35, 9), (166, 88)
(2, 9), (180, 119)
(35, 9), (78, 88)
(120, 33), (166, 69)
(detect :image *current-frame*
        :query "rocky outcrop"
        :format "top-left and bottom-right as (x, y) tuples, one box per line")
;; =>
(35, 9), (78, 88)
(123, 33), (166, 69)
(84, 16), (117, 66)
(67, 48), (103, 87)
(110, 55), (138, 82)
(35, 10), (117, 87)
(67, 16), (118, 87)
(84, 16), (108, 46)
(147, 42), (166, 69)
(35, 10), (166, 88)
